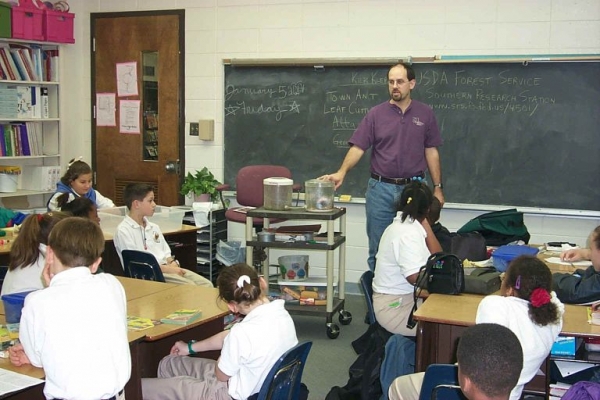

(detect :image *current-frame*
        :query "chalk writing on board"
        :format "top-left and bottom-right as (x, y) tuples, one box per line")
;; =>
(416, 68), (555, 117)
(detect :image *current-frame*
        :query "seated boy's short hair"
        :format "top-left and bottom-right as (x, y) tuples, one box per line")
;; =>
(428, 196), (442, 224)
(48, 217), (105, 268)
(123, 183), (154, 209)
(457, 323), (523, 398)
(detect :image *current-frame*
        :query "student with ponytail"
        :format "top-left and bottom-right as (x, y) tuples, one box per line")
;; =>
(142, 263), (298, 400)
(388, 255), (563, 400)
(372, 181), (442, 337)
(1, 212), (70, 296)
(476, 255), (564, 400)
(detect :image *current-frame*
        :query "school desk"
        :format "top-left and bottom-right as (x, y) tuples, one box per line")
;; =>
(0, 224), (200, 278)
(0, 280), (229, 400)
(413, 293), (600, 397)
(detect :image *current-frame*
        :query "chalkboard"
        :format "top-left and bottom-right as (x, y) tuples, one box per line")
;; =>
(224, 61), (600, 211)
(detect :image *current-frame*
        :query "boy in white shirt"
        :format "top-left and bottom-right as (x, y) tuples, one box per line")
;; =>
(114, 183), (212, 287)
(9, 217), (131, 400)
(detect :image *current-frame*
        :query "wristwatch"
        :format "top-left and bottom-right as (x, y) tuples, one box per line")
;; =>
(188, 340), (197, 355)
(433, 183), (444, 189)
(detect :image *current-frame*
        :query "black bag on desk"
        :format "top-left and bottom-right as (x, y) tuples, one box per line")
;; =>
(464, 267), (502, 295)
(418, 252), (465, 295)
(449, 232), (487, 262)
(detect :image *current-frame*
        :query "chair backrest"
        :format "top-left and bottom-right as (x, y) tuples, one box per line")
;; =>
(256, 341), (312, 400)
(236, 165), (292, 207)
(360, 270), (376, 324)
(0, 265), (8, 293)
(121, 250), (166, 282)
(419, 364), (466, 400)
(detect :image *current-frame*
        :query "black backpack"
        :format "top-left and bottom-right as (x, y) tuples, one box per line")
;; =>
(407, 253), (464, 329)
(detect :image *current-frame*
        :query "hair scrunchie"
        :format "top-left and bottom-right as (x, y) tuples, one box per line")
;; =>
(237, 275), (250, 288)
(530, 288), (551, 308)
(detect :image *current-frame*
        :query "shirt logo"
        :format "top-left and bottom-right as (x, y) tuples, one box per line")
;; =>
(412, 117), (424, 126)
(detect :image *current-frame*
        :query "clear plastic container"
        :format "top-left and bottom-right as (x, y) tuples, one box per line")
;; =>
(263, 177), (292, 210)
(305, 179), (334, 212)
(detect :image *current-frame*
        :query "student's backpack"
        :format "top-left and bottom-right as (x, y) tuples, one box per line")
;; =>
(407, 252), (464, 329)
(448, 232), (487, 262)
(457, 208), (530, 246)
(325, 322), (393, 400)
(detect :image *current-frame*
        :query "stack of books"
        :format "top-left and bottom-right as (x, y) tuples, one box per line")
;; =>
(549, 382), (571, 399)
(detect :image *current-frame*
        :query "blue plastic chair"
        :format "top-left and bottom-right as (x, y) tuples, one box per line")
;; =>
(254, 341), (312, 400)
(419, 364), (466, 400)
(121, 250), (166, 282)
(360, 270), (376, 324)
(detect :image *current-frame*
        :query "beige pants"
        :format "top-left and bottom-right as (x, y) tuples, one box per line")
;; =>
(142, 355), (231, 400)
(164, 270), (213, 287)
(388, 372), (424, 400)
(373, 292), (420, 337)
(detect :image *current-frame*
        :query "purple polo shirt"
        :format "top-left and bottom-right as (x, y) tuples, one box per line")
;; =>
(348, 100), (443, 179)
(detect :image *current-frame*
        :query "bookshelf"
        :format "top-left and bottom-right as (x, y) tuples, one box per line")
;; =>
(0, 38), (62, 204)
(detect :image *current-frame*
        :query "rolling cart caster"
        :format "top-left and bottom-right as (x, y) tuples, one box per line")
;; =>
(327, 323), (340, 339)
(339, 310), (352, 325)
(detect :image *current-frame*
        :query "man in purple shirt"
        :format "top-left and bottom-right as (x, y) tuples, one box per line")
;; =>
(322, 62), (444, 272)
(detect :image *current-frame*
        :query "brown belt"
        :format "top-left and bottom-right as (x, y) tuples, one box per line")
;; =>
(370, 172), (424, 185)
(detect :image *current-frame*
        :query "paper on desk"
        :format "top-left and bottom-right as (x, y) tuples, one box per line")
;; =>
(0, 368), (44, 396)
(554, 360), (599, 376)
(544, 257), (592, 267)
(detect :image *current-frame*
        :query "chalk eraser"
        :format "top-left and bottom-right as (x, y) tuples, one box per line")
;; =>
(339, 195), (352, 202)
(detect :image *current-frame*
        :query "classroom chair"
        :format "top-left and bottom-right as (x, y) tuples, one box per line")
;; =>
(419, 364), (466, 400)
(360, 270), (376, 324)
(250, 341), (312, 400)
(216, 165), (301, 271)
(121, 250), (166, 282)
(216, 165), (302, 228)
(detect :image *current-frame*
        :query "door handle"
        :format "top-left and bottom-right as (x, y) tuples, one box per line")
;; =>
(165, 159), (180, 175)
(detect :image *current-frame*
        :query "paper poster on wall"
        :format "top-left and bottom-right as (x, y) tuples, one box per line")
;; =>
(116, 61), (139, 97)
(119, 99), (141, 134)
(96, 93), (116, 126)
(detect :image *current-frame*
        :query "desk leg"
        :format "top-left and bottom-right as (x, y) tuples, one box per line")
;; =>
(126, 339), (143, 400)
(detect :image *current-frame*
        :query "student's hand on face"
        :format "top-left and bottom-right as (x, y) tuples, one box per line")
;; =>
(42, 261), (54, 287)
(170, 340), (188, 356)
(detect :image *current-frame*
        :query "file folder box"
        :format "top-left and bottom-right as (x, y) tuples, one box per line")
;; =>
(0, 2), (11, 38)
(11, 0), (44, 41)
(43, 9), (74, 43)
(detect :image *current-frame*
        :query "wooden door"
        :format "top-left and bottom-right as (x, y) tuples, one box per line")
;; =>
(91, 11), (184, 206)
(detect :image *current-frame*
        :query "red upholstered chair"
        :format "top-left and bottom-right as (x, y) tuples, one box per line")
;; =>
(217, 165), (301, 228)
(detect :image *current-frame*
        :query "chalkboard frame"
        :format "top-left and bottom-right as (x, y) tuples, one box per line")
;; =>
(223, 57), (600, 213)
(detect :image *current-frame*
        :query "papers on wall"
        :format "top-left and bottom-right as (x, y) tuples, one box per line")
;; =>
(96, 92), (116, 127)
(119, 100), (141, 134)
(116, 61), (138, 97)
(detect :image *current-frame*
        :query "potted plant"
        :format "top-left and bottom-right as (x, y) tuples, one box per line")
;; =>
(180, 167), (221, 202)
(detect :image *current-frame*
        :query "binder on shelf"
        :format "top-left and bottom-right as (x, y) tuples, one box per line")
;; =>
(21, 166), (60, 191)
(40, 87), (49, 118)
(16, 86), (32, 118)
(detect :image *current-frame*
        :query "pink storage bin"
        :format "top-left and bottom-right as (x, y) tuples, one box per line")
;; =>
(11, 0), (44, 41)
(43, 9), (74, 43)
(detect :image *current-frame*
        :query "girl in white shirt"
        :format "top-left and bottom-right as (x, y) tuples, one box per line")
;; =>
(372, 181), (442, 337)
(142, 263), (298, 400)
(1, 212), (70, 296)
(389, 255), (563, 400)
(476, 255), (564, 400)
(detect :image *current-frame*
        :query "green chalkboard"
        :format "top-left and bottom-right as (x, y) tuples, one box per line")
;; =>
(224, 61), (600, 211)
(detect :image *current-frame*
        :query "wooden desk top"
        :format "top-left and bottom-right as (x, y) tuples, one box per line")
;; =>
(415, 293), (600, 339)
(116, 276), (178, 301)
(126, 285), (229, 341)
(0, 224), (199, 255)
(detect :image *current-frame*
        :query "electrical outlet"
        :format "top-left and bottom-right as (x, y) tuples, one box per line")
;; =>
(189, 122), (199, 136)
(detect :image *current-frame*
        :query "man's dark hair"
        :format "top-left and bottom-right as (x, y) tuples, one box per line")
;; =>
(457, 323), (523, 398)
(123, 183), (154, 209)
(388, 62), (415, 81)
